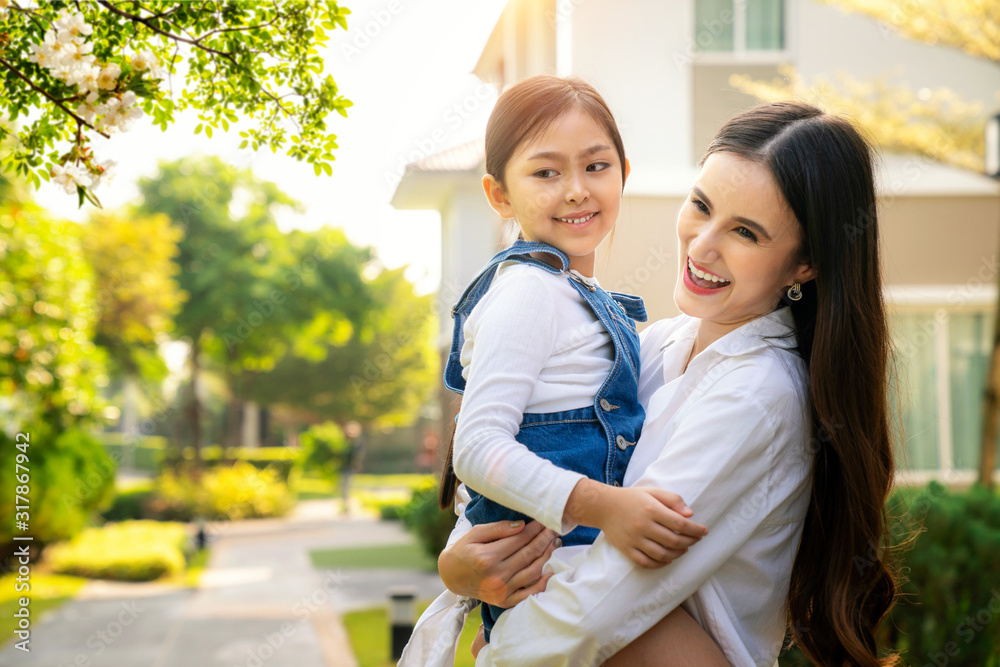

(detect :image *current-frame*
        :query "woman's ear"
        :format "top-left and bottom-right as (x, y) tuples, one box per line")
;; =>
(795, 262), (818, 285)
(482, 174), (514, 218)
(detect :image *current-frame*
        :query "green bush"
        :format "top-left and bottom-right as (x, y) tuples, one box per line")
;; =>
(100, 435), (167, 473)
(296, 422), (351, 483)
(399, 479), (456, 560)
(0, 427), (115, 545)
(145, 461), (293, 521)
(46, 520), (189, 581)
(780, 482), (1000, 665)
(160, 445), (299, 481)
(884, 482), (1000, 665)
(100, 482), (156, 522)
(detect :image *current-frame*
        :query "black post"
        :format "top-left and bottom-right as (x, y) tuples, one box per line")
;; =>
(388, 586), (417, 660)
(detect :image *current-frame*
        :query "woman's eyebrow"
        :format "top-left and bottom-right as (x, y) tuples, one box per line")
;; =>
(528, 144), (613, 161)
(691, 186), (773, 241)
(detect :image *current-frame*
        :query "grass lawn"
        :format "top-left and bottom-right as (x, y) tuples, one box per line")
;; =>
(309, 543), (436, 571)
(344, 602), (481, 667)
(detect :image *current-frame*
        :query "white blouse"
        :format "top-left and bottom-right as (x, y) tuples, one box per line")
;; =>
(453, 262), (614, 534)
(474, 307), (815, 666)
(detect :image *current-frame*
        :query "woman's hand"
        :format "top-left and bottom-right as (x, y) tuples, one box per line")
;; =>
(438, 519), (560, 608)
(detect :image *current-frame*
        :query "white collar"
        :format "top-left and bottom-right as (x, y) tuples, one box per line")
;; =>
(661, 307), (799, 358)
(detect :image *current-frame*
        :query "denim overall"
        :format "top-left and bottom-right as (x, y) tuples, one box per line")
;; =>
(445, 239), (647, 640)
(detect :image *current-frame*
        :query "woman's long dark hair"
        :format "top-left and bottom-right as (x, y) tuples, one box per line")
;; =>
(703, 102), (898, 665)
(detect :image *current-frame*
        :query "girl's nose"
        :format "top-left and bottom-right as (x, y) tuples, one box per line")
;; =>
(565, 172), (589, 203)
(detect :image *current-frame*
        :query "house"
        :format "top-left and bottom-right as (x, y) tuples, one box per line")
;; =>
(391, 0), (1000, 483)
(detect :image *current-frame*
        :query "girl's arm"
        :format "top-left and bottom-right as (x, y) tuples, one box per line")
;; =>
(451, 269), (587, 533)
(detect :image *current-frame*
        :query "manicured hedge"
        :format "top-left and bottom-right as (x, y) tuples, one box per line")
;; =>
(46, 521), (189, 582)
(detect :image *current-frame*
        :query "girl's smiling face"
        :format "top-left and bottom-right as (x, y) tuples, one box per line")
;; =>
(674, 152), (816, 333)
(481, 106), (628, 276)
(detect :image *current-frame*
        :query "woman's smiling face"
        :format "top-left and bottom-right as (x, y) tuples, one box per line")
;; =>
(674, 152), (816, 332)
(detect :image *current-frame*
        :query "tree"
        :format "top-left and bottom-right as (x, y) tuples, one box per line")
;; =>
(0, 0), (351, 205)
(243, 266), (438, 431)
(0, 196), (115, 558)
(136, 156), (373, 454)
(730, 0), (999, 486)
(80, 210), (185, 437)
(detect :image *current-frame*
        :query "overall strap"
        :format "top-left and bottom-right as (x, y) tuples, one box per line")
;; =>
(606, 290), (648, 323)
(450, 239), (570, 319)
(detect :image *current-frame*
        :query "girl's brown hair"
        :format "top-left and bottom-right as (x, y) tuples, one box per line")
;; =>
(703, 102), (898, 665)
(485, 75), (627, 187)
(438, 75), (627, 510)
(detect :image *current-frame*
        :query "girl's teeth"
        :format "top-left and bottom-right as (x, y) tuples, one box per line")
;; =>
(557, 213), (596, 224)
(688, 259), (728, 284)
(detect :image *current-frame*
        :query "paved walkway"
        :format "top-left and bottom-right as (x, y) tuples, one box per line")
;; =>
(0, 502), (446, 667)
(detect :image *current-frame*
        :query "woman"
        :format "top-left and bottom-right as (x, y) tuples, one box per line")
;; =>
(437, 102), (898, 666)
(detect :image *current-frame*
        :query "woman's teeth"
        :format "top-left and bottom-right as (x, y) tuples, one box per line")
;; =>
(556, 213), (596, 224)
(688, 259), (730, 285)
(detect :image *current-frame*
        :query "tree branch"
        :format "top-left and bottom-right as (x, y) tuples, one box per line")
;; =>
(97, 0), (297, 124)
(0, 55), (110, 138)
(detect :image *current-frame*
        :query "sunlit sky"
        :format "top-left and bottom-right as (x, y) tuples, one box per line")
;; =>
(38, 0), (509, 294)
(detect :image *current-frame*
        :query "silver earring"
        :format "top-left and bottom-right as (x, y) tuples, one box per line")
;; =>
(786, 282), (802, 302)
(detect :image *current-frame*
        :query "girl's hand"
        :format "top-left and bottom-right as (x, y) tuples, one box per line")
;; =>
(565, 480), (708, 569)
(438, 519), (561, 608)
(602, 487), (708, 568)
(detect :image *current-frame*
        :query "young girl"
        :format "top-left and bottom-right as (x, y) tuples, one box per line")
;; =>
(399, 76), (712, 665)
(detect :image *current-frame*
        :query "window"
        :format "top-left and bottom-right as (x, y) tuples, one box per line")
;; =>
(890, 306), (999, 482)
(694, 0), (785, 54)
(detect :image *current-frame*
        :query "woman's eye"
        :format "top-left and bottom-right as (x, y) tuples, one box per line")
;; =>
(534, 169), (557, 179)
(737, 227), (758, 242)
(586, 162), (610, 172)
(692, 198), (709, 214)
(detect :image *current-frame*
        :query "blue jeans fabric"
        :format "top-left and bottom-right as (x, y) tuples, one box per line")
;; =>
(444, 240), (647, 641)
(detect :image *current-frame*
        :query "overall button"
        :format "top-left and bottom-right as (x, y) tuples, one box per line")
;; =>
(616, 435), (629, 450)
(599, 398), (612, 411)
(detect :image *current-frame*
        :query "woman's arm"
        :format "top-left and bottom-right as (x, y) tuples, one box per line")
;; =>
(474, 366), (811, 666)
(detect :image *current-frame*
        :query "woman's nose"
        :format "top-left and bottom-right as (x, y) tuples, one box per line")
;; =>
(687, 228), (721, 263)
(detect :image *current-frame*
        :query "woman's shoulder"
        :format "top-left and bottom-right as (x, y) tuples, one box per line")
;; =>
(638, 313), (694, 348)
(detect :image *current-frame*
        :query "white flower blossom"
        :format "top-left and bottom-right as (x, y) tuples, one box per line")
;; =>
(51, 163), (93, 195)
(67, 64), (101, 94)
(54, 10), (93, 42)
(90, 160), (116, 189)
(97, 63), (121, 90)
(75, 102), (97, 125)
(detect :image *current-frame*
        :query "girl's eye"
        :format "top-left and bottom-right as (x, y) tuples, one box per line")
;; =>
(737, 227), (758, 242)
(692, 198), (709, 215)
(586, 162), (610, 172)
(534, 169), (557, 179)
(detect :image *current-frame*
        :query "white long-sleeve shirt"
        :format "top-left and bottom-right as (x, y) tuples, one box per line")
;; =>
(452, 262), (615, 534)
(474, 307), (814, 667)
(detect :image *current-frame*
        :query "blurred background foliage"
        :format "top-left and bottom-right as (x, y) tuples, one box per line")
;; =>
(0, 156), (438, 571)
